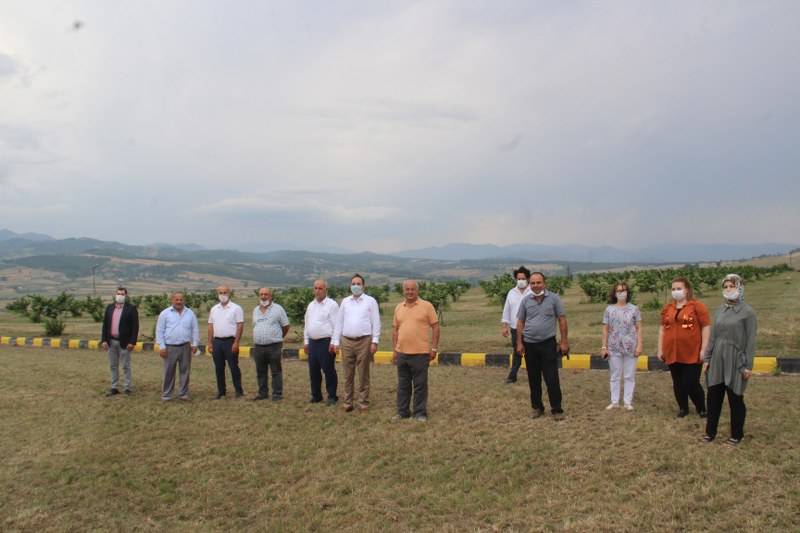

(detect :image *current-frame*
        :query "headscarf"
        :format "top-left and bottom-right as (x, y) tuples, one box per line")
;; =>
(722, 273), (744, 303)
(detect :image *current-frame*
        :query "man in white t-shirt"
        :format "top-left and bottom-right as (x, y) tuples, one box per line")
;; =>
(207, 285), (245, 399)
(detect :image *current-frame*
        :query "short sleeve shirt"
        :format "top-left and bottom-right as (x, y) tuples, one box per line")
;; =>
(208, 302), (244, 338)
(393, 299), (438, 354)
(252, 303), (290, 345)
(516, 291), (565, 343)
(603, 303), (641, 357)
(661, 300), (710, 364)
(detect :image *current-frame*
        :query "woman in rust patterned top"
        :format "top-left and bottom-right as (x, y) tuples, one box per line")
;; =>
(657, 276), (711, 418)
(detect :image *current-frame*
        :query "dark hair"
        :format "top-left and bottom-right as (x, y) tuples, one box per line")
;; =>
(530, 271), (546, 282)
(671, 276), (694, 300)
(116, 287), (128, 295)
(607, 281), (632, 304)
(351, 273), (365, 285)
(513, 265), (531, 279)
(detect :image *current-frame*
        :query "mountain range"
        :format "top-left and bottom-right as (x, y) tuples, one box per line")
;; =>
(0, 229), (796, 293)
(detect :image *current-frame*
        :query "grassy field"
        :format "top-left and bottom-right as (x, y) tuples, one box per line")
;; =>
(1, 270), (798, 356)
(1, 346), (798, 531)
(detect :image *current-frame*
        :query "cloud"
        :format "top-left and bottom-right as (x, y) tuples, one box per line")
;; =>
(193, 193), (401, 224)
(0, 52), (17, 79)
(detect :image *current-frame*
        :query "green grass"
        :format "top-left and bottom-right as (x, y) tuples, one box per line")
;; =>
(1, 347), (798, 531)
(1, 271), (798, 356)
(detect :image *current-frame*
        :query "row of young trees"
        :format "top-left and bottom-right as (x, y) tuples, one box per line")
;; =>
(5, 289), (227, 337)
(577, 263), (792, 307)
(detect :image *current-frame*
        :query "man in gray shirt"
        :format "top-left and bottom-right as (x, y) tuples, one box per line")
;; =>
(251, 287), (290, 401)
(516, 272), (569, 420)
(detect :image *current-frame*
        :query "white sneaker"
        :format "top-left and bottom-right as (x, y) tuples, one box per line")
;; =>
(605, 403), (620, 410)
(624, 404), (634, 411)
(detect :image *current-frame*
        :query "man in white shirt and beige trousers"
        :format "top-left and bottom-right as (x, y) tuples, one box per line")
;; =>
(332, 273), (381, 413)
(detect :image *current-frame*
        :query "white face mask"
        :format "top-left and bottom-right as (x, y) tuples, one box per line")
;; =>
(723, 288), (739, 301)
(260, 298), (271, 306)
(531, 289), (545, 297)
(671, 289), (686, 301)
(616, 291), (627, 302)
(218, 294), (230, 304)
(517, 279), (529, 289)
(115, 294), (126, 304)
(351, 285), (364, 297)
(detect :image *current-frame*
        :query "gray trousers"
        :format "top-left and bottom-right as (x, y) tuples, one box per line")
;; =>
(108, 340), (131, 390)
(252, 343), (283, 399)
(162, 343), (192, 400)
(396, 353), (430, 418)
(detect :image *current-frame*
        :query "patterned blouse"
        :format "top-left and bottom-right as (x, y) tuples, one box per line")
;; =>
(603, 303), (642, 357)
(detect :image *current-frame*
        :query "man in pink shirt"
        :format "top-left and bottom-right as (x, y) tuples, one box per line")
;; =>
(101, 287), (140, 396)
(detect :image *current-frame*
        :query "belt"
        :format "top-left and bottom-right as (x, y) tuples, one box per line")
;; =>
(110, 336), (120, 341)
(214, 336), (235, 340)
(166, 342), (190, 347)
(309, 337), (331, 342)
(254, 342), (281, 347)
(343, 335), (370, 341)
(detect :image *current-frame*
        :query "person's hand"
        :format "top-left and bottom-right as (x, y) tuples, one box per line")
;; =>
(159, 349), (168, 359)
(126, 343), (135, 351)
(516, 342), (525, 355)
(657, 351), (665, 362)
(191, 346), (198, 355)
(559, 339), (570, 356)
(329, 344), (338, 355)
(702, 362), (709, 375)
(207, 343), (214, 354)
(742, 369), (753, 380)
(501, 325), (510, 338)
(232, 342), (239, 355)
(303, 344), (309, 355)
(429, 349), (437, 362)
(101, 341), (109, 350)
(369, 343), (378, 355)
(392, 351), (398, 364)
(601, 347), (609, 360)
(635, 346), (642, 357)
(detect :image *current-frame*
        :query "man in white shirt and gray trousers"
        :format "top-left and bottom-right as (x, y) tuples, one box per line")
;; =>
(332, 273), (381, 413)
(304, 279), (340, 405)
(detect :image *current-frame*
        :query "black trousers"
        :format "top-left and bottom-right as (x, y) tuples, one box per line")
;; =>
(308, 337), (338, 402)
(523, 337), (562, 414)
(212, 338), (243, 395)
(506, 328), (523, 382)
(706, 383), (746, 439)
(668, 363), (705, 413)
(252, 343), (283, 399)
(396, 353), (430, 418)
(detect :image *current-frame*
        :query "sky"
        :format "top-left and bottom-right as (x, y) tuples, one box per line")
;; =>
(1, 1), (798, 253)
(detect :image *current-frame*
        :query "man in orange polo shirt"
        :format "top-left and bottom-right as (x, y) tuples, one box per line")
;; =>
(392, 280), (440, 422)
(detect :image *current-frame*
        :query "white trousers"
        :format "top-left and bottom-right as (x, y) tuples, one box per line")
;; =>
(609, 354), (637, 405)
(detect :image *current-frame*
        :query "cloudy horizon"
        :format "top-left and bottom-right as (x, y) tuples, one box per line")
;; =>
(1, 1), (798, 253)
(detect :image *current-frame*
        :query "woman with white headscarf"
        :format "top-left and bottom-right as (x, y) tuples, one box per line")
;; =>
(702, 274), (757, 445)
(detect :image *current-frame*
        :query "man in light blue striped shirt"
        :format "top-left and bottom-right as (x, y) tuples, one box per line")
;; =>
(156, 292), (200, 401)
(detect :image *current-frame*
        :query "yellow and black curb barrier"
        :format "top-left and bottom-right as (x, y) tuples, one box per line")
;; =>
(1, 335), (796, 373)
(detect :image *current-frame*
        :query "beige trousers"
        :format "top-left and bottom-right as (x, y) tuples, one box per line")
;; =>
(341, 336), (372, 409)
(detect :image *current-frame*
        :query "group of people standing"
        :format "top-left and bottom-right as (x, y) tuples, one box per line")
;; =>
(100, 274), (438, 421)
(100, 268), (758, 443)
(498, 267), (758, 444)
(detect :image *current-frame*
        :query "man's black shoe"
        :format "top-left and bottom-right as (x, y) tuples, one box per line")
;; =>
(213, 393), (225, 400)
(677, 409), (689, 418)
(251, 395), (267, 401)
(123, 389), (132, 395)
(106, 389), (119, 397)
(698, 410), (707, 418)
(309, 398), (323, 404)
(235, 391), (244, 398)
(326, 398), (338, 406)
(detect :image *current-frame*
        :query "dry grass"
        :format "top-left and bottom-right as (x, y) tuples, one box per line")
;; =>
(1, 346), (798, 532)
(1, 271), (798, 356)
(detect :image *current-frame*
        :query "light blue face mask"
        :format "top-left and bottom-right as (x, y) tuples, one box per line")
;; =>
(351, 284), (364, 297)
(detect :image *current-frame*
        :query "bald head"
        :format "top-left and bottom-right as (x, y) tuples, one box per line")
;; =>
(170, 292), (185, 310)
(313, 279), (328, 301)
(258, 287), (273, 306)
(403, 279), (419, 303)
